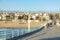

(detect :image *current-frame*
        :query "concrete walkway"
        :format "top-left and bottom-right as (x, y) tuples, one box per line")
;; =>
(22, 26), (60, 40)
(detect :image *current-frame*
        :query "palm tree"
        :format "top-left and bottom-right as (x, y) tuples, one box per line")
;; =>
(6, 13), (15, 21)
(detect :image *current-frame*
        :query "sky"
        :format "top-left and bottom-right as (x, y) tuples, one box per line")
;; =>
(0, 0), (60, 13)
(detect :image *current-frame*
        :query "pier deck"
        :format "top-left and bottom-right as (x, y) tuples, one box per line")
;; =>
(22, 26), (60, 40)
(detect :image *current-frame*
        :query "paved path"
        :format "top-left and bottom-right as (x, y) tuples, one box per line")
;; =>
(22, 26), (60, 40)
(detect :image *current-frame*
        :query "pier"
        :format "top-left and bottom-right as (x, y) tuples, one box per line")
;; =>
(7, 26), (60, 40)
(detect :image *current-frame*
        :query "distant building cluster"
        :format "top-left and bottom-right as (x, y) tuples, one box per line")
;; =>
(0, 12), (60, 21)
(0, 12), (60, 28)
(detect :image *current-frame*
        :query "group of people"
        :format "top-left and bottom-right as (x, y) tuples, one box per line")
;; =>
(44, 15), (60, 28)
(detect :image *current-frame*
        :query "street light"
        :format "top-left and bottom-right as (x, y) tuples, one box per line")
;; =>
(27, 12), (31, 32)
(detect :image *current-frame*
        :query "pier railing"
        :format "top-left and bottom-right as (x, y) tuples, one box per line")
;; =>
(7, 26), (44, 40)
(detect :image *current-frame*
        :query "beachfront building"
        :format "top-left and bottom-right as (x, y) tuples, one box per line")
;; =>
(55, 13), (60, 20)
(29, 13), (40, 22)
(55, 13), (60, 28)
(43, 13), (50, 21)
(14, 12), (20, 21)
(15, 12), (29, 23)
(39, 13), (43, 21)
(0, 12), (59, 28)
(0, 12), (51, 22)
(35, 13), (40, 22)
(38, 13), (50, 21)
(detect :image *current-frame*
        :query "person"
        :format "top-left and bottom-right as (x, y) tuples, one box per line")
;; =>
(46, 23), (50, 28)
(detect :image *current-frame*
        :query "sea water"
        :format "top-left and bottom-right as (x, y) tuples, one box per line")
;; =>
(0, 27), (39, 40)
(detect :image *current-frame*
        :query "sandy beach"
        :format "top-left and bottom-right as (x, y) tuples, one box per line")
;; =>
(0, 21), (48, 28)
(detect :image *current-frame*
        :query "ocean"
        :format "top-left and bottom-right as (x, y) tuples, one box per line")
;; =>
(0, 28), (39, 40)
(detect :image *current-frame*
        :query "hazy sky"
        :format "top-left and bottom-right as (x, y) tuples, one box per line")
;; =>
(0, 0), (60, 12)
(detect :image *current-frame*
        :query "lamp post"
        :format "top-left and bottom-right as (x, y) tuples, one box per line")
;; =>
(27, 12), (31, 32)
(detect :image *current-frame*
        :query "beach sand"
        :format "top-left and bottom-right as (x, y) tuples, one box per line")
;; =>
(0, 20), (48, 28)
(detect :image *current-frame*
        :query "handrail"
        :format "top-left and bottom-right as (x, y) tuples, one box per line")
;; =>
(7, 26), (44, 40)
